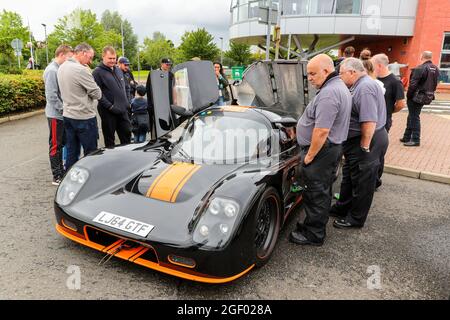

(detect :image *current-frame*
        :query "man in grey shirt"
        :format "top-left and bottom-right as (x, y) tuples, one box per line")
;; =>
(290, 54), (352, 246)
(57, 43), (102, 170)
(43, 45), (73, 185)
(330, 58), (389, 229)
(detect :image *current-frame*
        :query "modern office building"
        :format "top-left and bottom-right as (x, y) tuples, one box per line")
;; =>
(229, 0), (450, 92)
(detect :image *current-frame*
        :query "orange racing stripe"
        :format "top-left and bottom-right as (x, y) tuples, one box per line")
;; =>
(146, 162), (201, 203)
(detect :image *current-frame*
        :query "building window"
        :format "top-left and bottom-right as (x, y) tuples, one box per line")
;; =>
(249, 1), (260, 18)
(285, 0), (361, 15)
(310, 0), (335, 14)
(239, 3), (249, 22)
(232, 7), (239, 23)
(440, 33), (450, 84)
(335, 0), (361, 14)
(284, 0), (309, 15)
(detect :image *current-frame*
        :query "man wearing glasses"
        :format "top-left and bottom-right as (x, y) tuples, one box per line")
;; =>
(330, 58), (389, 229)
(57, 43), (102, 170)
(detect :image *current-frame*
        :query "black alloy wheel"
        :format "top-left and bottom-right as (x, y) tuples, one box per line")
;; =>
(254, 187), (281, 267)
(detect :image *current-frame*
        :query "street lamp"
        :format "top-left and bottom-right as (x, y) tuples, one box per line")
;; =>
(219, 37), (224, 65)
(41, 23), (49, 65)
(120, 21), (125, 56)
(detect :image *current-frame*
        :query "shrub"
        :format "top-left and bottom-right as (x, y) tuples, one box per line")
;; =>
(0, 66), (23, 75)
(0, 74), (45, 116)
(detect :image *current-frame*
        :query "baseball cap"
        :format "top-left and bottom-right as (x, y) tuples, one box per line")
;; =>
(161, 58), (173, 65)
(118, 57), (130, 65)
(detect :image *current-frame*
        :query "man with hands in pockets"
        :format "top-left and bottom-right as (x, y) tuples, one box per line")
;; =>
(290, 54), (352, 246)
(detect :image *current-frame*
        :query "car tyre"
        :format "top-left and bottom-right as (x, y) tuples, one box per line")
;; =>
(253, 186), (281, 268)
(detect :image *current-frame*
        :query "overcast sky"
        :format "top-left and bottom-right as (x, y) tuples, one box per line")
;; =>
(0, 0), (232, 48)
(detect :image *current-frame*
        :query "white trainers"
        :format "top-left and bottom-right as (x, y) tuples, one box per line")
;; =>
(52, 178), (61, 186)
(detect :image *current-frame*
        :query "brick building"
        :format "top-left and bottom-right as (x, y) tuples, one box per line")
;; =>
(229, 0), (450, 92)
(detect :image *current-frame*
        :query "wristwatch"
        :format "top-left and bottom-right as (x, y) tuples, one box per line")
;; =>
(361, 146), (370, 153)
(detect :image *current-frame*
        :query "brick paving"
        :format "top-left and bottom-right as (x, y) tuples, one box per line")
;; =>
(386, 111), (450, 176)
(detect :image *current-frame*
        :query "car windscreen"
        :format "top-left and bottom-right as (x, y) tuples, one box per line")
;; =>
(171, 111), (273, 165)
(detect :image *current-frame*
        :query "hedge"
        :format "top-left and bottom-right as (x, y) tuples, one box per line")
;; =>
(0, 73), (45, 116)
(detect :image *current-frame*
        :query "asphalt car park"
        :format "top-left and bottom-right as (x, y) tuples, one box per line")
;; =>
(0, 114), (449, 299)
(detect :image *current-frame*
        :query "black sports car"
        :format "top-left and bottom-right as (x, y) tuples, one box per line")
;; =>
(55, 61), (312, 283)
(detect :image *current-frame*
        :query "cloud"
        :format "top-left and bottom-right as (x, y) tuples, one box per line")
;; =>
(0, 0), (231, 47)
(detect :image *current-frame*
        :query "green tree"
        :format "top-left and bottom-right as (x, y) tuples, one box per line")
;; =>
(0, 10), (29, 67)
(225, 41), (252, 66)
(100, 10), (138, 64)
(141, 32), (177, 70)
(47, 8), (121, 64)
(178, 28), (220, 62)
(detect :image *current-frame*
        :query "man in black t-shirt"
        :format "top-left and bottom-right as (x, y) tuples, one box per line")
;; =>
(371, 54), (406, 189)
(372, 54), (406, 132)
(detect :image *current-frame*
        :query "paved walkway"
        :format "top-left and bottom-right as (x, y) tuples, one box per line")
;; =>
(385, 111), (450, 178)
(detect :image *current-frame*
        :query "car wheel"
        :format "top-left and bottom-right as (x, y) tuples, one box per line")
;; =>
(254, 187), (281, 267)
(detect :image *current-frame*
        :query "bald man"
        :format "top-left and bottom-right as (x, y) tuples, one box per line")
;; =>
(290, 54), (352, 246)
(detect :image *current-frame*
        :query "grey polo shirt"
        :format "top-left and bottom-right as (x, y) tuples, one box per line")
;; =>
(348, 75), (387, 139)
(297, 75), (352, 147)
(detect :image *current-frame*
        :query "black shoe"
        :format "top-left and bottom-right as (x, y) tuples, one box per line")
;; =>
(375, 179), (382, 191)
(333, 219), (363, 229)
(289, 230), (323, 246)
(399, 138), (409, 143)
(296, 221), (306, 232)
(404, 141), (420, 147)
(329, 206), (346, 218)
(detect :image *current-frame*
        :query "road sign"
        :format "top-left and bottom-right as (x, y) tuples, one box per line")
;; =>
(11, 38), (24, 51)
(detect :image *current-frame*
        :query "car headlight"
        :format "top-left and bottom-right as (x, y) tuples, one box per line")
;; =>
(193, 197), (240, 249)
(56, 167), (89, 206)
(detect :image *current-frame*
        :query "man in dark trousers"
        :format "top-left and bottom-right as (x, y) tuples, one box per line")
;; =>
(289, 54), (352, 246)
(118, 56), (136, 102)
(43, 45), (74, 185)
(93, 46), (131, 148)
(371, 53), (406, 188)
(401, 51), (440, 147)
(330, 58), (389, 229)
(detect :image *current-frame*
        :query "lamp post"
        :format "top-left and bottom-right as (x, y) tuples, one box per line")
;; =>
(219, 37), (224, 65)
(120, 21), (125, 56)
(266, 0), (273, 60)
(41, 23), (49, 65)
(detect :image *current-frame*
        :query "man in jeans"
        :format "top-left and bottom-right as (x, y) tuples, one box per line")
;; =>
(43, 45), (73, 185)
(57, 43), (102, 170)
(401, 51), (440, 147)
(289, 54), (352, 246)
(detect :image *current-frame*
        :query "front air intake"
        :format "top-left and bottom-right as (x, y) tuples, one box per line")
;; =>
(85, 226), (120, 247)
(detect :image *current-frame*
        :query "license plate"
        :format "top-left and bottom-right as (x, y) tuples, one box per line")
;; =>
(93, 211), (154, 237)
